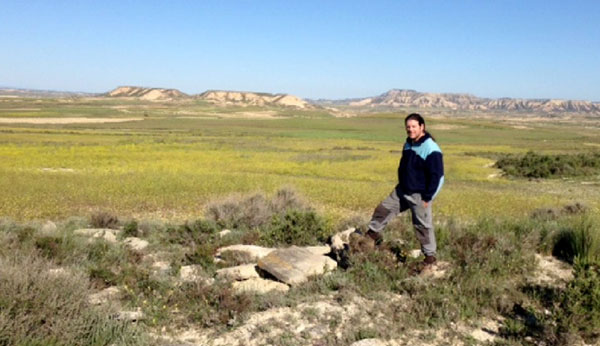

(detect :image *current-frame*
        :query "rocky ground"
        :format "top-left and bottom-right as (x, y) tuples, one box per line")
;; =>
(60, 222), (579, 346)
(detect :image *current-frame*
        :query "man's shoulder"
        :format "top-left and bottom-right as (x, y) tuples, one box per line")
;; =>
(422, 138), (442, 156)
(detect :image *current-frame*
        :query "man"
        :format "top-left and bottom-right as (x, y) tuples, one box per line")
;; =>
(362, 113), (444, 269)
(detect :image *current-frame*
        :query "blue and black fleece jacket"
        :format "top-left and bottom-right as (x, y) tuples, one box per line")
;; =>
(396, 132), (444, 202)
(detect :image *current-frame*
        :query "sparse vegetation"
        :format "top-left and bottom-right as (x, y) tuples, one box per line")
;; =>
(0, 249), (145, 345)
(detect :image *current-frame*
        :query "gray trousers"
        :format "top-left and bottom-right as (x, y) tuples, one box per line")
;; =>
(368, 187), (436, 257)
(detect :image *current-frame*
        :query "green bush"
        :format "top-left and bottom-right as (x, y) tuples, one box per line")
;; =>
(557, 258), (600, 343)
(164, 219), (218, 246)
(122, 219), (139, 238)
(495, 151), (600, 178)
(260, 209), (331, 246)
(552, 215), (600, 264)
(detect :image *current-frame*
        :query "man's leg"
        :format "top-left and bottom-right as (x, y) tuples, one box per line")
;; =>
(404, 193), (436, 258)
(367, 187), (406, 239)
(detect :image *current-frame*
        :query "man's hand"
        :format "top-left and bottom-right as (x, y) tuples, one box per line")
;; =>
(423, 201), (429, 208)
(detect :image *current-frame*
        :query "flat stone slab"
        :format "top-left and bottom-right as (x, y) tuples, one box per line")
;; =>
(258, 246), (337, 285)
(304, 245), (331, 256)
(215, 245), (276, 261)
(73, 228), (120, 243)
(232, 278), (289, 294)
(123, 237), (149, 251)
(216, 264), (260, 281)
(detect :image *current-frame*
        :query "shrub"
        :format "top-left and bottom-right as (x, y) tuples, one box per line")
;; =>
(205, 188), (309, 230)
(556, 258), (600, 343)
(270, 186), (307, 213)
(205, 193), (272, 230)
(122, 219), (139, 238)
(260, 209), (331, 247)
(165, 219), (218, 246)
(90, 210), (120, 229)
(552, 215), (600, 264)
(0, 252), (144, 345)
(495, 151), (600, 178)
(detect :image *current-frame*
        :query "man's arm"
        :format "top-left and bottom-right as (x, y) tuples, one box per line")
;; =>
(422, 151), (444, 203)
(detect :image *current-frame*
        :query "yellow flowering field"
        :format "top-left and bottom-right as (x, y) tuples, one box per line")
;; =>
(1, 99), (599, 222)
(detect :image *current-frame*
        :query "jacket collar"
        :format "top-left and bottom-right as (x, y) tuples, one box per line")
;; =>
(406, 132), (430, 145)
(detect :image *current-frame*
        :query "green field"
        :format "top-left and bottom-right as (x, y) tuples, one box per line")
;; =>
(1, 97), (600, 222)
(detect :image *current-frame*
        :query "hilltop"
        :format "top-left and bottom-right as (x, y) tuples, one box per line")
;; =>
(104, 86), (311, 109)
(197, 90), (311, 109)
(106, 86), (188, 101)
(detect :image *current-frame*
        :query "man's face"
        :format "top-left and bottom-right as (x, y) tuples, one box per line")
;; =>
(405, 119), (425, 141)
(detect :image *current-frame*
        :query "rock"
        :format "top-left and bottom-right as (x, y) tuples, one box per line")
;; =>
(258, 246), (337, 285)
(73, 228), (120, 243)
(304, 245), (331, 256)
(152, 261), (170, 274)
(409, 249), (422, 259)
(232, 278), (289, 294)
(40, 221), (57, 235)
(123, 237), (149, 251)
(330, 227), (356, 251)
(219, 229), (232, 237)
(418, 261), (451, 279)
(89, 286), (121, 305)
(215, 245), (276, 261)
(350, 339), (387, 346)
(114, 308), (144, 322)
(179, 265), (213, 283)
(216, 264), (260, 281)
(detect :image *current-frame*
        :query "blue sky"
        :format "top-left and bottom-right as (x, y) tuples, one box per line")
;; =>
(1, 1), (599, 101)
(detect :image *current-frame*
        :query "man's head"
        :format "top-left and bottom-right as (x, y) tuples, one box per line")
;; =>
(404, 113), (426, 142)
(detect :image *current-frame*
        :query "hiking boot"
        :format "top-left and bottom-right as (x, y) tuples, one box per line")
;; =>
(423, 255), (437, 265)
(410, 255), (437, 276)
(365, 230), (383, 246)
(417, 255), (437, 276)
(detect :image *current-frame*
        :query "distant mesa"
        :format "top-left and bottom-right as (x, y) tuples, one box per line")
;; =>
(327, 89), (600, 114)
(104, 86), (310, 108)
(107, 86), (188, 101)
(3, 85), (599, 115)
(197, 90), (310, 109)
